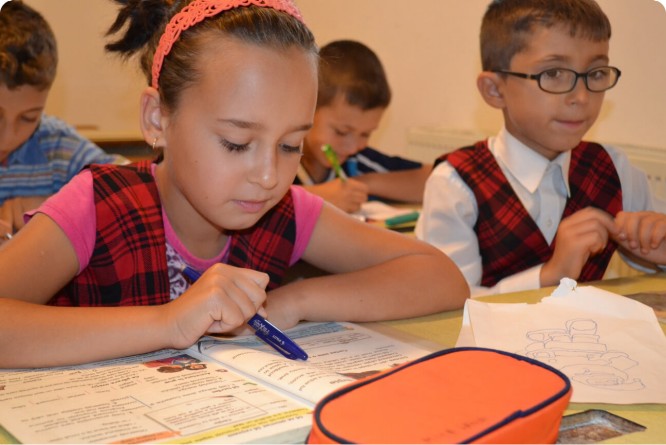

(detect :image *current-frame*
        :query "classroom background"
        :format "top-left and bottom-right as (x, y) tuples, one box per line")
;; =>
(32, 0), (665, 167)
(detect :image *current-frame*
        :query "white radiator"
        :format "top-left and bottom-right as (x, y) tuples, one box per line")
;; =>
(619, 144), (666, 202)
(407, 126), (666, 279)
(406, 127), (488, 164)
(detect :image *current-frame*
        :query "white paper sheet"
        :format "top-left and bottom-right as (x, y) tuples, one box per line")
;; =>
(354, 201), (415, 221)
(456, 279), (666, 404)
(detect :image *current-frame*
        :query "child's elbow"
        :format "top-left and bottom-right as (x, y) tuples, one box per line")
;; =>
(424, 246), (470, 311)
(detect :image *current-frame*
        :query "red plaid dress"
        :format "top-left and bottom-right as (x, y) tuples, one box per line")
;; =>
(440, 141), (622, 287)
(49, 161), (296, 306)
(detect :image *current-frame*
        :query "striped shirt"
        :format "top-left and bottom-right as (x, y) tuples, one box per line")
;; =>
(0, 115), (125, 205)
(295, 146), (422, 185)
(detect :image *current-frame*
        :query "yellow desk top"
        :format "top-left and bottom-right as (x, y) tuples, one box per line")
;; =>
(379, 273), (666, 444)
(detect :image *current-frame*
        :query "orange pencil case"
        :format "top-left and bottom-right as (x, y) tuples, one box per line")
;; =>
(308, 347), (572, 444)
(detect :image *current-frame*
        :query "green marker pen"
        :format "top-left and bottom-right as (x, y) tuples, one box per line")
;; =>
(321, 144), (348, 181)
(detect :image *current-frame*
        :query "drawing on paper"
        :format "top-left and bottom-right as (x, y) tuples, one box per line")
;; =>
(522, 318), (644, 391)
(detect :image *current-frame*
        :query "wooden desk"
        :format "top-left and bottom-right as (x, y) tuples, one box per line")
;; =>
(378, 273), (666, 444)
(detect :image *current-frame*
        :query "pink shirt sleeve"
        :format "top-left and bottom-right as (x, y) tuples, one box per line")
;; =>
(289, 185), (324, 265)
(26, 170), (96, 274)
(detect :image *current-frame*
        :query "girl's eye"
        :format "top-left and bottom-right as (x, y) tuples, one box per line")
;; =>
(221, 139), (249, 152)
(280, 143), (302, 154)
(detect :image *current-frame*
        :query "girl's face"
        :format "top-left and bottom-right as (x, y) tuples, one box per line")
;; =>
(157, 37), (317, 243)
(496, 24), (609, 160)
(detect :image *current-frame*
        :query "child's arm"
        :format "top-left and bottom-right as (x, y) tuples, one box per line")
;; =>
(540, 207), (617, 286)
(0, 196), (48, 231)
(263, 203), (469, 328)
(355, 165), (432, 203)
(0, 214), (268, 369)
(303, 178), (369, 213)
(613, 210), (666, 265)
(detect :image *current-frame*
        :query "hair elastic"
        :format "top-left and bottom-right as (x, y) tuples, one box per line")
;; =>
(151, 0), (304, 89)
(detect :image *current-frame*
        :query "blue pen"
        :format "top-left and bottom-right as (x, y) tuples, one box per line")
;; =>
(182, 266), (308, 361)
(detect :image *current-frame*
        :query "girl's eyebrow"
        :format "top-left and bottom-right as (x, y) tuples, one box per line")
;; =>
(218, 118), (312, 133)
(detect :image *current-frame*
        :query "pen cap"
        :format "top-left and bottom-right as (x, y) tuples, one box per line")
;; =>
(346, 157), (359, 177)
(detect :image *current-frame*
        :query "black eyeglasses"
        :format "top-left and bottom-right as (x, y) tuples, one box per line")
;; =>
(493, 66), (621, 94)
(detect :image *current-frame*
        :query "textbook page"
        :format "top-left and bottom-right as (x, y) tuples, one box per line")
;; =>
(198, 321), (433, 404)
(0, 349), (312, 444)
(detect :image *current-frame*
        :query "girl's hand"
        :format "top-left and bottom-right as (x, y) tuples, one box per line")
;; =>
(262, 287), (303, 330)
(162, 263), (270, 349)
(614, 211), (666, 265)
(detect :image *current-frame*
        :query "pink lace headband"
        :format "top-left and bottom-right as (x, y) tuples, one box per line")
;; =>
(151, 0), (304, 89)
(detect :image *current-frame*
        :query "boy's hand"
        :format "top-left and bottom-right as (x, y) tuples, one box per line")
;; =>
(0, 219), (12, 246)
(162, 263), (270, 349)
(613, 211), (666, 265)
(541, 207), (616, 286)
(307, 179), (369, 213)
(0, 196), (48, 232)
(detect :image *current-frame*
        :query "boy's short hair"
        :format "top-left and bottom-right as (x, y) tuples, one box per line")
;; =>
(480, 0), (611, 71)
(0, 0), (57, 90)
(318, 39), (391, 110)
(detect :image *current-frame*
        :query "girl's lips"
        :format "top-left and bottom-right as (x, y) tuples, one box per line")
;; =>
(235, 199), (267, 213)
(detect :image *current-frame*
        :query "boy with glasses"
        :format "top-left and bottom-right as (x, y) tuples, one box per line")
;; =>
(416, 0), (666, 296)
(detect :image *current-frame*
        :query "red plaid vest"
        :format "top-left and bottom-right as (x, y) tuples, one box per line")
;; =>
(439, 140), (622, 287)
(49, 161), (296, 306)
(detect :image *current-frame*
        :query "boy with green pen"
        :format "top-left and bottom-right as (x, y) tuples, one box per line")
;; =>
(295, 40), (431, 214)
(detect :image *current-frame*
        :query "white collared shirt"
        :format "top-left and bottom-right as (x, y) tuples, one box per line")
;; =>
(416, 126), (658, 297)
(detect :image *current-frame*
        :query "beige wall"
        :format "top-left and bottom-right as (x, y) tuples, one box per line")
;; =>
(33, 0), (666, 155)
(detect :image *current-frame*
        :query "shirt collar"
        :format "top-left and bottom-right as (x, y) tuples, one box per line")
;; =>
(491, 126), (571, 197)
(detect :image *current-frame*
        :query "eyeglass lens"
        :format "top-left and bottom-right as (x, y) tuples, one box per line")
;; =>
(540, 67), (619, 93)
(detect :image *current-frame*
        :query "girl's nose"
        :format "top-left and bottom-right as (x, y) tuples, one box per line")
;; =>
(249, 147), (279, 189)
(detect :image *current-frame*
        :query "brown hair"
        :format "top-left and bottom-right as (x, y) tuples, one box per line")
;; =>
(105, 0), (317, 111)
(317, 40), (391, 110)
(480, 0), (611, 71)
(0, 0), (58, 90)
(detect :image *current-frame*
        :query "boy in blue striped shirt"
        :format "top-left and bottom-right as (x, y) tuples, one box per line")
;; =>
(0, 1), (125, 239)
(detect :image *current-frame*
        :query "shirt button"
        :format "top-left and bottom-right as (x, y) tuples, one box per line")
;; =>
(546, 219), (553, 228)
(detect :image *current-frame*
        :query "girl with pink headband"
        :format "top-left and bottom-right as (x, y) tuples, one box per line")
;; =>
(0, 0), (469, 369)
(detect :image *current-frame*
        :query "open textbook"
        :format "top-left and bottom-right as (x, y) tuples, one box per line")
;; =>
(0, 322), (433, 444)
